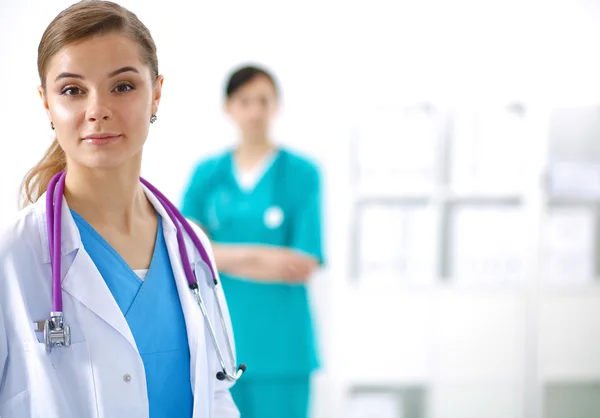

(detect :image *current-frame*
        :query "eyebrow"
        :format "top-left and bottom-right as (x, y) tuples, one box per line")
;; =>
(54, 66), (140, 82)
(108, 66), (139, 78)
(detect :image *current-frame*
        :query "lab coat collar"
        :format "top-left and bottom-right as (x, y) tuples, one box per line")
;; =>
(142, 184), (209, 406)
(35, 185), (201, 266)
(36, 192), (81, 265)
(33, 191), (138, 352)
(141, 183), (187, 249)
(32, 184), (205, 361)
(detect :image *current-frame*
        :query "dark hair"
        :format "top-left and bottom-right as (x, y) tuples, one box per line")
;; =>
(225, 65), (278, 98)
(21, 0), (159, 206)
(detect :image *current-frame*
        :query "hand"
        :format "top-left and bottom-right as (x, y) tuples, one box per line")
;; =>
(267, 248), (316, 283)
(211, 243), (318, 283)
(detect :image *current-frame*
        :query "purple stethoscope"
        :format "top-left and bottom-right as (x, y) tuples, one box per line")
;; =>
(44, 171), (245, 382)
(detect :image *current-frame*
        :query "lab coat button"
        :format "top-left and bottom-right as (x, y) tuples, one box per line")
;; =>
(123, 374), (132, 383)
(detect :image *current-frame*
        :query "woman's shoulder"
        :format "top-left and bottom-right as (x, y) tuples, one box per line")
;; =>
(0, 200), (44, 269)
(192, 150), (232, 173)
(183, 151), (232, 196)
(279, 147), (321, 181)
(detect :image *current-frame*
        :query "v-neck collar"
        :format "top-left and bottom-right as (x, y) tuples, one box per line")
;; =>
(70, 209), (162, 287)
(229, 148), (280, 194)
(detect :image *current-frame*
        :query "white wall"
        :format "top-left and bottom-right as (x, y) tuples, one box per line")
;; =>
(2, 1), (600, 417)
(3, 0), (600, 219)
(4, 0), (600, 213)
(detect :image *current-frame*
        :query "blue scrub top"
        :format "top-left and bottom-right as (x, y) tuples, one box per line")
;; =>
(72, 211), (194, 418)
(181, 148), (324, 377)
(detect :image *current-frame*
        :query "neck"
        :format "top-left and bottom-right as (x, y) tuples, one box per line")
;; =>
(63, 160), (153, 234)
(235, 135), (275, 168)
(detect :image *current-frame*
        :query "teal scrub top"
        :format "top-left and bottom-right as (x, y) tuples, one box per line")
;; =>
(181, 148), (324, 377)
(71, 211), (194, 417)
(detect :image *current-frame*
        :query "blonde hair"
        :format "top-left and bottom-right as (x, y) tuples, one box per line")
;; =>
(21, 0), (159, 206)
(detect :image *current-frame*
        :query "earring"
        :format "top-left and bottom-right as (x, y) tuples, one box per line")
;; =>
(150, 114), (157, 124)
(51, 122), (55, 131)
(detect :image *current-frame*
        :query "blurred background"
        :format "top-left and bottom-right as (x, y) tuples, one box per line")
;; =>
(2, 0), (600, 417)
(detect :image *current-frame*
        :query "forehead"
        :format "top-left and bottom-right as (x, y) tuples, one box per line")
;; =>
(46, 32), (149, 82)
(233, 76), (276, 97)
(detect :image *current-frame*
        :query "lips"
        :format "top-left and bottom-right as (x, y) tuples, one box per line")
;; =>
(82, 133), (121, 146)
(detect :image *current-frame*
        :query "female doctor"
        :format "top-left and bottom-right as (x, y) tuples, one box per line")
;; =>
(0, 1), (240, 417)
(181, 65), (325, 418)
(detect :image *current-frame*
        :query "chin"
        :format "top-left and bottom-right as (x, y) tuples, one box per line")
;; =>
(85, 161), (129, 171)
(76, 144), (142, 170)
(78, 154), (138, 171)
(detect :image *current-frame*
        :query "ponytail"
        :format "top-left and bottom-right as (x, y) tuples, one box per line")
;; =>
(20, 138), (66, 208)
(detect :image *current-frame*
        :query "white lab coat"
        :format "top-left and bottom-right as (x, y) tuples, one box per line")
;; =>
(0, 186), (240, 418)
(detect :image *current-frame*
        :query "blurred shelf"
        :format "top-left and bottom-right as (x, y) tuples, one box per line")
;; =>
(342, 102), (600, 418)
(436, 279), (528, 293)
(355, 194), (432, 205)
(353, 189), (525, 205)
(542, 376), (600, 385)
(346, 279), (528, 295)
(347, 279), (600, 296)
(446, 184), (524, 194)
(344, 374), (432, 387)
(443, 192), (524, 205)
(343, 372), (527, 387)
(546, 195), (600, 205)
(353, 185), (434, 204)
(431, 376), (526, 386)
(347, 277), (439, 291)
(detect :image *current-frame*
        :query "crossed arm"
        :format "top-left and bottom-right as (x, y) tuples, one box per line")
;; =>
(211, 243), (319, 284)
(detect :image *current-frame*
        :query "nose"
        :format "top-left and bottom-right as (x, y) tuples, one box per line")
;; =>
(249, 101), (266, 119)
(86, 92), (113, 122)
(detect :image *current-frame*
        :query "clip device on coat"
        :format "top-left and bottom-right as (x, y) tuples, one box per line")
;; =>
(44, 312), (71, 354)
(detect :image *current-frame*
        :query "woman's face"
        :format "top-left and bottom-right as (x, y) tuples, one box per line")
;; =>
(225, 75), (278, 140)
(39, 32), (163, 170)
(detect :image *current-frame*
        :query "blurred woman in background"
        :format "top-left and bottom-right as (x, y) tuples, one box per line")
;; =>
(181, 65), (325, 418)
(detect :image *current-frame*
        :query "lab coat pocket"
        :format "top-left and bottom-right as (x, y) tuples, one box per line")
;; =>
(24, 341), (96, 417)
(0, 389), (31, 418)
(37, 340), (89, 370)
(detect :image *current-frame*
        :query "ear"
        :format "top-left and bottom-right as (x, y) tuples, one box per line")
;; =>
(224, 99), (232, 116)
(151, 75), (164, 115)
(38, 85), (52, 121)
(272, 101), (281, 118)
(269, 97), (281, 120)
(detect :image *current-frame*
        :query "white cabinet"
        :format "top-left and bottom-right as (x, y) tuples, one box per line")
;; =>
(343, 103), (600, 418)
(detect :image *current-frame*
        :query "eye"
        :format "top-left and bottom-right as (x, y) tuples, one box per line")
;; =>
(114, 82), (135, 93)
(60, 86), (83, 96)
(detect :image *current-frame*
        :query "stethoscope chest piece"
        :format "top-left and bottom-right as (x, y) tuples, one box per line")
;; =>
(44, 312), (71, 354)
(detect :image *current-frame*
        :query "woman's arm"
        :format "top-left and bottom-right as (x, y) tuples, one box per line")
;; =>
(212, 244), (318, 283)
(191, 221), (317, 283)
